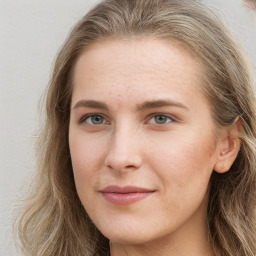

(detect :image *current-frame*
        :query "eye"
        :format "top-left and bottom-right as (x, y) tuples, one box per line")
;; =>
(148, 114), (173, 125)
(81, 114), (107, 125)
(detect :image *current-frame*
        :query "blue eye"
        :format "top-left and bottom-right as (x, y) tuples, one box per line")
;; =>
(149, 114), (172, 124)
(83, 115), (106, 125)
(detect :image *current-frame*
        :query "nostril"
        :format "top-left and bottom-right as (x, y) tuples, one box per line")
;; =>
(104, 155), (142, 172)
(126, 165), (136, 169)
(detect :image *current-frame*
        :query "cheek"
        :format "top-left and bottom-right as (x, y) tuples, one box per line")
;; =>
(148, 138), (214, 220)
(146, 130), (216, 191)
(69, 132), (106, 188)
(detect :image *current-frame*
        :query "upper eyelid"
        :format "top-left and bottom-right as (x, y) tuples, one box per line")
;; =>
(78, 112), (179, 124)
(79, 113), (109, 124)
(150, 114), (173, 120)
(146, 113), (179, 122)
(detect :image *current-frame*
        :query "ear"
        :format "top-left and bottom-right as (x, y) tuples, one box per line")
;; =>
(213, 117), (242, 173)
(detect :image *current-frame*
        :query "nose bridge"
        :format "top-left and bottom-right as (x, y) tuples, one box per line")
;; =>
(105, 121), (142, 171)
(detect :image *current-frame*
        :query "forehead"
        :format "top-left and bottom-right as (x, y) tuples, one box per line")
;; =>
(74, 38), (200, 79)
(72, 38), (206, 108)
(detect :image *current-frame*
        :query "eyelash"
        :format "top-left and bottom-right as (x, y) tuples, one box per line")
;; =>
(79, 113), (177, 126)
(79, 113), (109, 125)
(147, 113), (176, 125)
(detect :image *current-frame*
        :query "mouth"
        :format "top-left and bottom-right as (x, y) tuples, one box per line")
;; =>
(100, 185), (155, 205)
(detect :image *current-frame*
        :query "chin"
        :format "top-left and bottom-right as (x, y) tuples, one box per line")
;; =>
(96, 219), (165, 246)
(104, 231), (151, 245)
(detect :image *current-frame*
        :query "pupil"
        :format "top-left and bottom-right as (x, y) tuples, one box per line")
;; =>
(156, 115), (166, 124)
(92, 116), (103, 124)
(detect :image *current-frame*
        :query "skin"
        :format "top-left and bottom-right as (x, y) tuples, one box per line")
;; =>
(69, 38), (240, 256)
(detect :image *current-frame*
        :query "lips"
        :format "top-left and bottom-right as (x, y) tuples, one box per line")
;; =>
(100, 185), (155, 205)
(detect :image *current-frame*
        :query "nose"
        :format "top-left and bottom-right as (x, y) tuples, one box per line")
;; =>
(104, 125), (142, 173)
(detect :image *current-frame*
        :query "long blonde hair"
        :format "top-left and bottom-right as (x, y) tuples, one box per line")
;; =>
(15, 0), (256, 255)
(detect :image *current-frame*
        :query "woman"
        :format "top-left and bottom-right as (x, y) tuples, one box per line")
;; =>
(15, 0), (256, 255)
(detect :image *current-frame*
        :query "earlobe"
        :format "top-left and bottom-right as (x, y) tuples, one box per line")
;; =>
(214, 117), (242, 173)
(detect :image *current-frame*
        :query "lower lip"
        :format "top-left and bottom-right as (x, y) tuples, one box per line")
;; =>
(101, 192), (153, 205)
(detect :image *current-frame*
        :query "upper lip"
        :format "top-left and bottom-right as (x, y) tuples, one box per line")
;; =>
(100, 185), (155, 193)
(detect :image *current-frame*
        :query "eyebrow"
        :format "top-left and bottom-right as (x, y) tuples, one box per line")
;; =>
(73, 100), (109, 110)
(72, 99), (190, 111)
(137, 99), (190, 111)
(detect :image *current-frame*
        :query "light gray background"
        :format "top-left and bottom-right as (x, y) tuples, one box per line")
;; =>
(1, 1), (255, 255)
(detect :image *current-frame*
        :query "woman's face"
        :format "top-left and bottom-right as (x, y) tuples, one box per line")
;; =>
(69, 38), (222, 246)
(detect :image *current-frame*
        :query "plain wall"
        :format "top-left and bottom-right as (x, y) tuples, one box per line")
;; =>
(0, 1), (255, 255)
